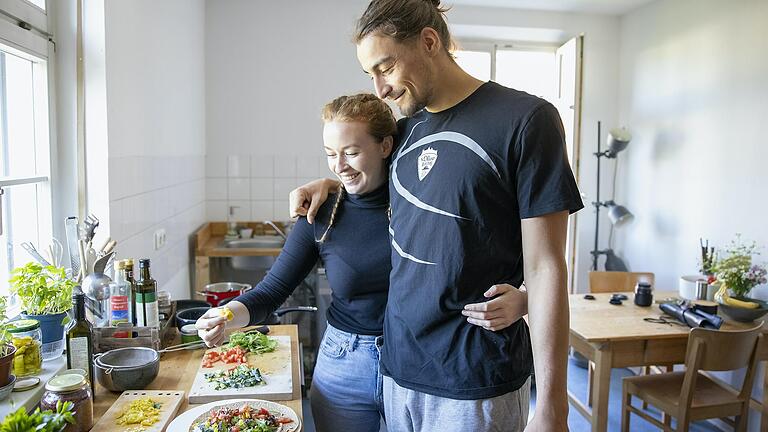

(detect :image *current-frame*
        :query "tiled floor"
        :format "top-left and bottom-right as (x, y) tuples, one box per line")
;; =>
(300, 360), (722, 431)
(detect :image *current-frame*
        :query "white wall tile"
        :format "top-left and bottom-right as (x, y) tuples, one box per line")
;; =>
(250, 178), (274, 200)
(108, 199), (124, 242)
(206, 155), (227, 177)
(272, 201), (289, 221)
(251, 201), (274, 221)
(227, 155), (251, 178)
(206, 201), (227, 221)
(297, 156), (323, 177)
(251, 155), (274, 178)
(297, 177), (325, 191)
(206, 179), (227, 200)
(228, 178), (250, 200)
(318, 156), (331, 178)
(273, 178), (297, 202)
(274, 156), (297, 178)
(227, 200), (251, 222)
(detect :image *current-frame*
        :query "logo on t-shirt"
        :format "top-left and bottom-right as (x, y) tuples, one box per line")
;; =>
(418, 147), (438, 181)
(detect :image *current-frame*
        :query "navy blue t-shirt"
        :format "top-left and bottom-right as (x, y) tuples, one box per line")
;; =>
(235, 185), (391, 335)
(380, 82), (584, 399)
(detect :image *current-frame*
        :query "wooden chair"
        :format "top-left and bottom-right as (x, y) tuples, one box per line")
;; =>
(585, 272), (659, 407)
(588, 271), (655, 293)
(621, 323), (764, 432)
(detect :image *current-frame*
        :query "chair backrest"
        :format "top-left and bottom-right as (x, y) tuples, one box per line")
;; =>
(588, 271), (655, 293)
(684, 323), (763, 372)
(680, 322), (764, 408)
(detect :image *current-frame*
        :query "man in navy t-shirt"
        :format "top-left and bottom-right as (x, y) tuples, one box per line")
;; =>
(293, 1), (583, 430)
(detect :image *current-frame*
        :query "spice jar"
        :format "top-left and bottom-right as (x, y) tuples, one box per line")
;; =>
(41, 374), (93, 432)
(7, 319), (42, 377)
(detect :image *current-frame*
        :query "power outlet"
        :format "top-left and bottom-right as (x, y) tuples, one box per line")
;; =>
(153, 228), (167, 250)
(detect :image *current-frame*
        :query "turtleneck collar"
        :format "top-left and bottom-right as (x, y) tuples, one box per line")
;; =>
(346, 182), (389, 208)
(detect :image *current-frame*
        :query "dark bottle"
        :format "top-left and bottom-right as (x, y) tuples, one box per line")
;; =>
(66, 289), (95, 395)
(134, 259), (159, 328)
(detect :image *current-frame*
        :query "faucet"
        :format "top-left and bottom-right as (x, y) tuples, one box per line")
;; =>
(264, 220), (288, 240)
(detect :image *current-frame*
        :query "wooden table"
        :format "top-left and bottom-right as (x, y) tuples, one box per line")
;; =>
(568, 291), (764, 432)
(93, 325), (303, 430)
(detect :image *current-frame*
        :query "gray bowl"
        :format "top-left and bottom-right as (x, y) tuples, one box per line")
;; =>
(0, 375), (15, 401)
(94, 347), (159, 392)
(719, 296), (768, 322)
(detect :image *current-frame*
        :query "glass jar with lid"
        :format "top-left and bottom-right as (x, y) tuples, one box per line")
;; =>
(7, 319), (42, 377)
(41, 373), (93, 432)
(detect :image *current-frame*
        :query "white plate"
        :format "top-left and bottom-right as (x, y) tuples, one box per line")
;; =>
(167, 398), (301, 432)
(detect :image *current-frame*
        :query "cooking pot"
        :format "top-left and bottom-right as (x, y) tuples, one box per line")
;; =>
(196, 282), (252, 306)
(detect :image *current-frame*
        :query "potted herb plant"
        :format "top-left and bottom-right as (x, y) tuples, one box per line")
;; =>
(9, 263), (75, 361)
(0, 296), (17, 388)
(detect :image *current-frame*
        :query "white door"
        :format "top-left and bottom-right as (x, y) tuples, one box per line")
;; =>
(555, 35), (584, 293)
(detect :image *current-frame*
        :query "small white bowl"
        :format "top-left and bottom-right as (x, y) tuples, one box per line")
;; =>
(239, 228), (254, 239)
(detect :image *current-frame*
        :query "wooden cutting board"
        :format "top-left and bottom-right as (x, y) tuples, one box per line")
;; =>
(91, 390), (185, 432)
(188, 335), (293, 404)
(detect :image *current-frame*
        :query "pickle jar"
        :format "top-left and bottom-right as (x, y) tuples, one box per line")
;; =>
(7, 319), (42, 377)
(41, 373), (93, 432)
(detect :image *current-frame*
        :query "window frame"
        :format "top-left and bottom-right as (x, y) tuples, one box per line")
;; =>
(0, 0), (55, 305)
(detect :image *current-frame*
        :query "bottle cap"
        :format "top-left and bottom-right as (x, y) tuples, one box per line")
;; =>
(139, 258), (151, 268)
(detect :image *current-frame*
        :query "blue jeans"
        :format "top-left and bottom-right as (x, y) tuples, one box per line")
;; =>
(309, 324), (385, 432)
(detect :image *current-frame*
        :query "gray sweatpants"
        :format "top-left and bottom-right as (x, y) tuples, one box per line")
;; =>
(382, 376), (531, 432)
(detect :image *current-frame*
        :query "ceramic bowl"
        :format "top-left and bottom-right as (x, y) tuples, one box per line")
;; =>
(0, 375), (16, 401)
(719, 296), (768, 322)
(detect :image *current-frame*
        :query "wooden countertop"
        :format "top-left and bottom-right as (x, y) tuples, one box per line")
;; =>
(93, 325), (303, 430)
(194, 222), (284, 257)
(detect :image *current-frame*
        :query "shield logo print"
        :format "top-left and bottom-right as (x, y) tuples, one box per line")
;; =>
(418, 147), (438, 181)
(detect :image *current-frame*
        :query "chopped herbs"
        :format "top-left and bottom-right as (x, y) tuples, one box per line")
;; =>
(226, 331), (278, 355)
(204, 364), (265, 390)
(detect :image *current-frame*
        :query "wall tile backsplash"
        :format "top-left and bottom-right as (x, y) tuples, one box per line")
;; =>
(206, 154), (334, 221)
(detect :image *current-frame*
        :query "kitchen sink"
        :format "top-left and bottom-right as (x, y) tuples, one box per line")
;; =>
(224, 236), (285, 249)
(222, 236), (284, 271)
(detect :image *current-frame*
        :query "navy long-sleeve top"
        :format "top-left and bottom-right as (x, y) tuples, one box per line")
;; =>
(235, 184), (391, 335)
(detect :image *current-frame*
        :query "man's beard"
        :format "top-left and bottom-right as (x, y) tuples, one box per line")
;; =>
(398, 91), (429, 117)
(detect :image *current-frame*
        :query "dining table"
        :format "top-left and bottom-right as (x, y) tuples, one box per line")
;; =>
(568, 291), (768, 432)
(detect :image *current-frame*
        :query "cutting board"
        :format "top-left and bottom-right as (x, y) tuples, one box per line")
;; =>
(91, 390), (185, 432)
(188, 335), (293, 404)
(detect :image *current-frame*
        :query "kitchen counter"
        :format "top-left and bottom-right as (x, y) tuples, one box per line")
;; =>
(194, 222), (285, 257)
(93, 325), (303, 430)
(193, 222), (286, 297)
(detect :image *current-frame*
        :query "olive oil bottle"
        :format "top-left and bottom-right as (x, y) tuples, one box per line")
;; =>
(134, 258), (159, 328)
(66, 289), (95, 394)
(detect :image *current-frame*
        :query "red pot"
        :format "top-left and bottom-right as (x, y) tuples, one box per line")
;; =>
(197, 282), (252, 306)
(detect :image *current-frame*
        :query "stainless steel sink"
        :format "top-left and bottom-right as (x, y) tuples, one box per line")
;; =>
(223, 236), (284, 271)
(224, 236), (285, 249)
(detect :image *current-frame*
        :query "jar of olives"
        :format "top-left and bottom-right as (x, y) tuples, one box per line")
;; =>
(7, 319), (42, 377)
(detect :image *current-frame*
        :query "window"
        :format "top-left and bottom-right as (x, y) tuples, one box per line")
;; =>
(455, 43), (557, 104)
(0, 0), (53, 297)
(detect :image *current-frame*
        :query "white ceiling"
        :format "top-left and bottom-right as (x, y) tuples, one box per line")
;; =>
(445, 0), (655, 16)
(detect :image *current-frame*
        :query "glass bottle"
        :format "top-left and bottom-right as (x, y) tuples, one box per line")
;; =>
(134, 258), (159, 328)
(66, 290), (95, 395)
(123, 259), (137, 326)
(109, 261), (133, 337)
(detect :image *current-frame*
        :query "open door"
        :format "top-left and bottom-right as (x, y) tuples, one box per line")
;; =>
(555, 35), (583, 293)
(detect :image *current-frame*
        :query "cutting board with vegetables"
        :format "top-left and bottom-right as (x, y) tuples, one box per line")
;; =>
(188, 334), (292, 404)
(91, 390), (185, 432)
